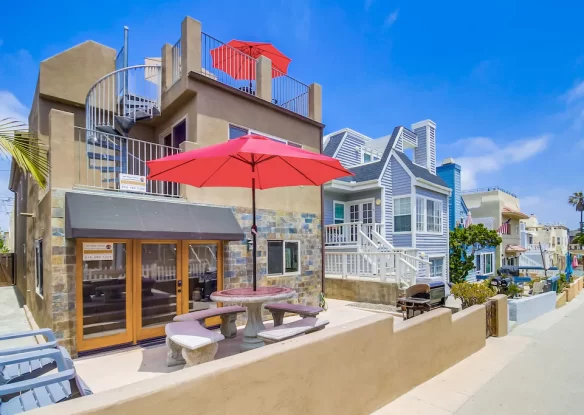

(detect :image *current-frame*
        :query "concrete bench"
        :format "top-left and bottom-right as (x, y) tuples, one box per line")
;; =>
(257, 317), (329, 343)
(173, 305), (246, 338)
(264, 303), (323, 326)
(165, 322), (225, 367)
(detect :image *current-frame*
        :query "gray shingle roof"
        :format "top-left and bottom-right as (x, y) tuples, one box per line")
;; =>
(338, 127), (401, 182)
(393, 151), (448, 187)
(323, 132), (345, 157)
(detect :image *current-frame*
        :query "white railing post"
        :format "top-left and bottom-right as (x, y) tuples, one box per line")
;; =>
(342, 253), (347, 279)
(379, 255), (386, 282)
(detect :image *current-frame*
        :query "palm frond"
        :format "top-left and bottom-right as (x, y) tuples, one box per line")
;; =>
(0, 118), (49, 189)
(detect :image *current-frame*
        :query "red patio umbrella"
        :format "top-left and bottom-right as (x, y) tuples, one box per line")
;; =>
(210, 40), (292, 86)
(147, 134), (353, 290)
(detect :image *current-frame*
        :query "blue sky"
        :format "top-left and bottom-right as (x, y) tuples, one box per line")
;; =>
(1, 0), (583, 230)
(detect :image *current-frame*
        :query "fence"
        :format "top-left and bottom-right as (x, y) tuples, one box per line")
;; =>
(271, 67), (309, 117)
(0, 253), (13, 286)
(75, 127), (181, 198)
(201, 32), (257, 96)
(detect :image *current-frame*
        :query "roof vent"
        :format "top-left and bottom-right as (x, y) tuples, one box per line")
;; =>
(441, 158), (455, 165)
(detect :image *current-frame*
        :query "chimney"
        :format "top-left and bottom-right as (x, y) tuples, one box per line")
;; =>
(411, 119), (437, 174)
(436, 158), (460, 231)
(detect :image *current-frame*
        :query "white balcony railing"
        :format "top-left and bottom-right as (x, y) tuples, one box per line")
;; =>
(325, 222), (384, 246)
(75, 127), (181, 198)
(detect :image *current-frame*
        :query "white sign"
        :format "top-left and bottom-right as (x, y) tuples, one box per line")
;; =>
(119, 173), (147, 193)
(83, 243), (114, 261)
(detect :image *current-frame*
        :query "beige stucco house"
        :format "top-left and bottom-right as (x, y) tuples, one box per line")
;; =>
(9, 16), (324, 356)
(462, 187), (529, 270)
(522, 215), (569, 269)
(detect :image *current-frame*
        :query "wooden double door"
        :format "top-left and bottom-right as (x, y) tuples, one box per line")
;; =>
(76, 239), (223, 352)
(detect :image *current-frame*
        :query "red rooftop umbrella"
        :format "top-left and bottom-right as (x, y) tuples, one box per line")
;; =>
(147, 134), (353, 290)
(210, 40), (292, 88)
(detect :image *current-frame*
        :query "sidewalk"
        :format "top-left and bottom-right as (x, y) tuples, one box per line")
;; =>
(0, 286), (36, 349)
(374, 289), (584, 414)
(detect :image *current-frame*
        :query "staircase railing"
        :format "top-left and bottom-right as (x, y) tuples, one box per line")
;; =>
(85, 65), (162, 135)
(75, 127), (181, 197)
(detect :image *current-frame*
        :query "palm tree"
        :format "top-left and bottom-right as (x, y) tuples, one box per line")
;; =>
(0, 119), (49, 188)
(568, 191), (584, 237)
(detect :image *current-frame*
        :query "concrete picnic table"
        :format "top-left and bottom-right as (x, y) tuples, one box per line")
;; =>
(210, 287), (296, 352)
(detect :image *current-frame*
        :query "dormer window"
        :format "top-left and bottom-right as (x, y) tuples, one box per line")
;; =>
(362, 150), (380, 164)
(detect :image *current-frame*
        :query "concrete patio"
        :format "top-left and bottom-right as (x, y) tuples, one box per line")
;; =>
(72, 299), (402, 394)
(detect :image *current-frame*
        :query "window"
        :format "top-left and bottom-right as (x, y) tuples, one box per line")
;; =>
(475, 252), (494, 275)
(416, 197), (425, 231)
(35, 239), (43, 296)
(363, 153), (372, 163)
(557, 237), (561, 245)
(333, 202), (345, 224)
(415, 196), (442, 233)
(228, 124), (302, 148)
(430, 257), (444, 278)
(163, 119), (187, 149)
(393, 197), (411, 232)
(229, 124), (248, 140)
(267, 241), (300, 275)
(426, 199), (442, 233)
(361, 151), (380, 164)
(484, 253), (493, 274)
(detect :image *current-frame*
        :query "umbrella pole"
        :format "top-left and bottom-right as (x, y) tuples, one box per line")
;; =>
(252, 167), (257, 291)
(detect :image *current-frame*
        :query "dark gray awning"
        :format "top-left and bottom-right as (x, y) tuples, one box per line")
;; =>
(65, 192), (244, 240)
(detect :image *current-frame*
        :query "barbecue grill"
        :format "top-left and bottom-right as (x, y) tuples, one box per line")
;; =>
(397, 281), (447, 319)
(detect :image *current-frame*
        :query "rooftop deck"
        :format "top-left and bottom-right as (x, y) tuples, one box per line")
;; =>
(72, 299), (401, 394)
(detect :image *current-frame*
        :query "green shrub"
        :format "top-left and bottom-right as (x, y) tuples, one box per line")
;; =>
(557, 274), (567, 294)
(451, 282), (497, 309)
(505, 283), (522, 299)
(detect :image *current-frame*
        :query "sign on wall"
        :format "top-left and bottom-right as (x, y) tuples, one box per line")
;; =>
(119, 173), (147, 193)
(83, 243), (114, 261)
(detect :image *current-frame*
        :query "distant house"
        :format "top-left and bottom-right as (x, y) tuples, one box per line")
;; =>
(462, 187), (529, 271)
(437, 159), (496, 282)
(322, 120), (451, 285)
(522, 216), (569, 269)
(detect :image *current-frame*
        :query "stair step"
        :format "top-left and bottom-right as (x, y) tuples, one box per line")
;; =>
(87, 152), (121, 162)
(95, 125), (124, 137)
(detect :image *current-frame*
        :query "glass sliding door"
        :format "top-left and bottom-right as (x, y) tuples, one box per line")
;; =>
(76, 239), (133, 352)
(136, 241), (181, 340)
(181, 242), (223, 327)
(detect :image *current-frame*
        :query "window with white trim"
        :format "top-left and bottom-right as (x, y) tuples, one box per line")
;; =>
(415, 196), (443, 233)
(426, 199), (442, 233)
(416, 197), (425, 231)
(475, 252), (494, 275)
(362, 151), (380, 163)
(333, 202), (345, 224)
(267, 240), (300, 275)
(35, 239), (43, 297)
(228, 124), (302, 148)
(393, 197), (411, 232)
(430, 257), (444, 278)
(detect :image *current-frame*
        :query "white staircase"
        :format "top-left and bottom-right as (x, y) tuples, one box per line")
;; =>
(324, 222), (431, 287)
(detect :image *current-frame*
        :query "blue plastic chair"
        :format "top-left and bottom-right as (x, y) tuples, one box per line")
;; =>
(0, 349), (92, 415)
(0, 329), (68, 385)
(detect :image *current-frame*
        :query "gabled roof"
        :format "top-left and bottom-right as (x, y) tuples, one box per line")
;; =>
(337, 127), (401, 182)
(393, 151), (448, 187)
(323, 132), (345, 157)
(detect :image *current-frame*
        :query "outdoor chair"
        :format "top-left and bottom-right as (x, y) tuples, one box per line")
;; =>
(0, 349), (92, 414)
(0, 329), (68, 385)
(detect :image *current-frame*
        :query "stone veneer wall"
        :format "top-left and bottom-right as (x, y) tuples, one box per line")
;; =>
(225, 207), (322, 322)
(50, 189), (78, 355)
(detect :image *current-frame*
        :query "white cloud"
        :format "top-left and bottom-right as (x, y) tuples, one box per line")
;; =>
(0, 91), (28, 121)
(455, 135), (550, 189)
(566, 81), (584, 103)
(521, 188), (580, 229)
(384, 9), (399, 28)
